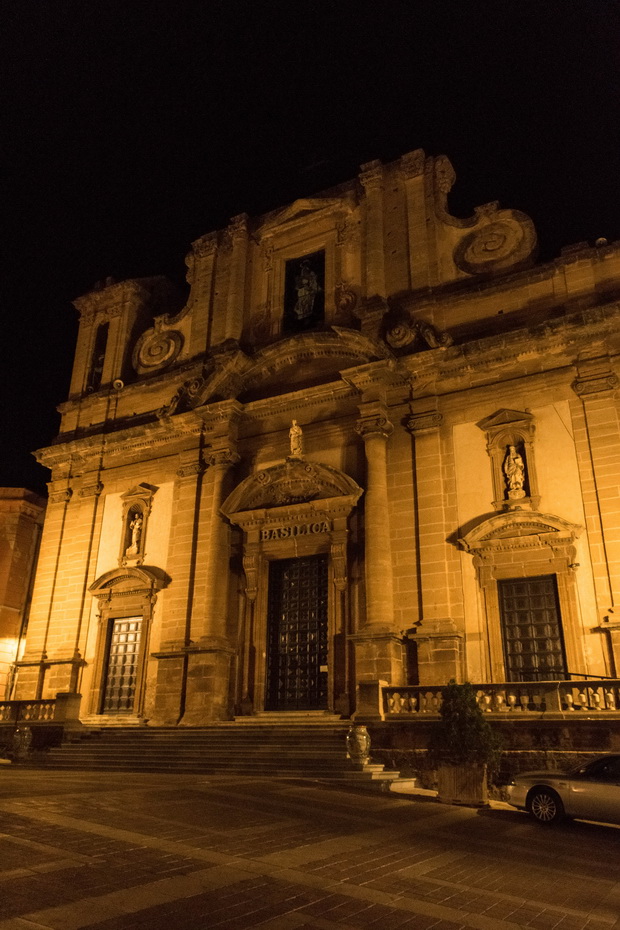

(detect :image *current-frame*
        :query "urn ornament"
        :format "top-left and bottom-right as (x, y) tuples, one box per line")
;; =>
(346, 725), (371, 764)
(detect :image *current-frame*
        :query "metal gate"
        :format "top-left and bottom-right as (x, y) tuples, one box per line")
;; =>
(498, 575), (567, 681)
(101, 617), (142, 714)
(266, 555), (328, 711)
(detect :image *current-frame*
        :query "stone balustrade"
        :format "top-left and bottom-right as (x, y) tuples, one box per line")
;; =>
(0, 693), (82, 727)
(383, 680), (620, 717)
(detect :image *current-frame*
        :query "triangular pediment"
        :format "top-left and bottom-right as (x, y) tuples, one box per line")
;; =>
(259, 195), (355, 233)
(477, 408), (534, 431)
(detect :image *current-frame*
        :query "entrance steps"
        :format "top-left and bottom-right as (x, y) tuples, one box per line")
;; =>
(42, 721), (402, 783)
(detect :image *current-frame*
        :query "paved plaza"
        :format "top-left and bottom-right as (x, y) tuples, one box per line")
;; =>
(0, 769), (618, 930)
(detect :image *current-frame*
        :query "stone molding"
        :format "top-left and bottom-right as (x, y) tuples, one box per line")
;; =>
(572, 373), (619, 396)
(406, 411), (443, 434)
(77, 481), (104, 499)
(359, 159), (384, 193)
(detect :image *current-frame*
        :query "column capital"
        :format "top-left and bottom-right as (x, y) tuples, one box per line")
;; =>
(206, 448), (240, 469)
(359, 159), (384, 192)
(355, 401), (393, 442)
(228, 212), (249, 241)
(406, 411), (443, 434)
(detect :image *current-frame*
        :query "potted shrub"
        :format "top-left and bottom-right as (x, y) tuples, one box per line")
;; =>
(428, 681), (502, 806)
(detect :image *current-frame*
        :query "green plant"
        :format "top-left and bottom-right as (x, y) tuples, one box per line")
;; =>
(428, 681), (502, 770)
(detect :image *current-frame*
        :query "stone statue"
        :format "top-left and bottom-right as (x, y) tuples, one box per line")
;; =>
(293, 260), (319, 320)
(289, 419), (304, 457)
(503, 445), (526, 499)
(127, 513), (143, 553)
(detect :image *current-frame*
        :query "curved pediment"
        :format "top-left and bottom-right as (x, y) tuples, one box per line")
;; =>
(459, 510), (582, 551)
(89, 566), (168, 597)
(222, 458), (362, 514)
(238, 328), (392, 401)
(157, 329), (392, 415)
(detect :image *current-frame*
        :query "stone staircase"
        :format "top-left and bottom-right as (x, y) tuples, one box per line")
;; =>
(42, 714), (402, 783)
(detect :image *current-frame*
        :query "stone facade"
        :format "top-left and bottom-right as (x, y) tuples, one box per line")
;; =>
(15, 149), (620, 725)
(0, 489), (45, 697)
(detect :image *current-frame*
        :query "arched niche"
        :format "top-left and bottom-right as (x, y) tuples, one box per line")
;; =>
(221, 460), (363, 716)
(459, 511), (584, 682)
(88, 566), (168, 718)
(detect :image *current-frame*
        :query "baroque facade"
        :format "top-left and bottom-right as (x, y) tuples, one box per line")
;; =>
(15, 150), (620, 727)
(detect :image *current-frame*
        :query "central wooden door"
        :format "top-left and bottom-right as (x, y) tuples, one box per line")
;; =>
(266, 555), (328, 710)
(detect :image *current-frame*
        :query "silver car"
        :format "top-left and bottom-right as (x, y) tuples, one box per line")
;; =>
(506, 754), (620, 825)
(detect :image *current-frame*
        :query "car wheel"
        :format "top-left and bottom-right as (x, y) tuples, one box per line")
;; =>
(527, 787), (564, 824)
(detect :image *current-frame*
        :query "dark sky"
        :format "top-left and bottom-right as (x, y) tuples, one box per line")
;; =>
(2, 0), (620, 495)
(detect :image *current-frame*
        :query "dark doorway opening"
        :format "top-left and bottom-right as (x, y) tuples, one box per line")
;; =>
(266, 555), (328, 710)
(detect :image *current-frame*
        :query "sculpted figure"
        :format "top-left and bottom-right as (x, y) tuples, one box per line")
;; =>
(289, 419), (304, 457)
(128, 513), (143, 551)
(293, 260), (319, 320)
(504, 445), (525, 498)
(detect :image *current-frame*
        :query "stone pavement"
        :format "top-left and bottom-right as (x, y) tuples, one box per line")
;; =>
(0, 770), (619, 930)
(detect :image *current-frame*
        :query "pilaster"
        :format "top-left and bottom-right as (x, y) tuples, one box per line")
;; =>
(359, 160), (386, 300)
(224, 213), (249, 342)
(407, 407), (463, 684)
(571, 357), (620, 616)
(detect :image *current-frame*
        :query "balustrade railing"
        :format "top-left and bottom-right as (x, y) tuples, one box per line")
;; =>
(383, 679), (620, 717)
(0, 693), (81, 727)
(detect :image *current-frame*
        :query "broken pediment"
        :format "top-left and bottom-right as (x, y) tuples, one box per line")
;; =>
(459, 511), (581, 552)
(222, 459), (362, 514)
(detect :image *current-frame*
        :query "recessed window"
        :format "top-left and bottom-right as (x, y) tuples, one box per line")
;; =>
(283, 250), (325, 334)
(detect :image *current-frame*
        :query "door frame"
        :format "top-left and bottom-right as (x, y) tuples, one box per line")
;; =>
(225, 495), (359, 715)
(88, 567), (163, 717)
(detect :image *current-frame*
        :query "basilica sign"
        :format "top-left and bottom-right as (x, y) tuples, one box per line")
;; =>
(260, 520), (331, 541)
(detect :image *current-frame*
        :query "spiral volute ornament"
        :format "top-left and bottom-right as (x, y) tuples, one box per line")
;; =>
(133, 324), (183, 375)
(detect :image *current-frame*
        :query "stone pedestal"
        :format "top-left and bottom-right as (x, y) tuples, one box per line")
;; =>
(416, 618), (463, 685)
(350, 632), (404, 687)
(150, 652), (186, 726)
(180, 639), (234, 725)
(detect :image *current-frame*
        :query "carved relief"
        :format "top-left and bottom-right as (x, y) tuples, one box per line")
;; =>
(384, 312), (453, 353)
(222, 459), (362, 513)
(453, 210), (537, 276)
(334, 281), (359, 322)
(132, 316), (183, 375)
(249, 303), (272, 341)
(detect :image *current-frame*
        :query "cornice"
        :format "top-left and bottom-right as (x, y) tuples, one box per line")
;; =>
(35, 412), (207, 471)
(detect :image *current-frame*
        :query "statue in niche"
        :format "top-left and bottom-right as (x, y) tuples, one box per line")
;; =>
(126, 512), (143, 556)
(503, 445), (526, 499)
(293, 260), (320, 321)
(289, 419), (304, 457)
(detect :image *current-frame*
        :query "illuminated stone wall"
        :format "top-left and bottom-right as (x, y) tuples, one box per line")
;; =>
(17, 150), (620, 721)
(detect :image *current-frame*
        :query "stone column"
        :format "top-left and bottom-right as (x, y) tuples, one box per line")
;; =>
(180, 445), (240, 724)
(351, 401), (404, 687)
(407, 410), (463, 684)
(224, 213), (249, 342)
(150, 448), (205, 726)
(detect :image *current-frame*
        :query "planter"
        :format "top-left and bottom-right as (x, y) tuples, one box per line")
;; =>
(346, 725), (371, 764)
(437, 763), (488, 806)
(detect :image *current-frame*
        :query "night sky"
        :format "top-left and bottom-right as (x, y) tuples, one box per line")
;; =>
(3, 1), (620, 495)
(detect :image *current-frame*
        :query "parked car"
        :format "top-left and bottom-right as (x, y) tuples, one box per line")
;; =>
(506, 754), (620, 824)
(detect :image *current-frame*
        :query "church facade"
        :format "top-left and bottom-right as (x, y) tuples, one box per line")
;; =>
(14, 150), (620, 727)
